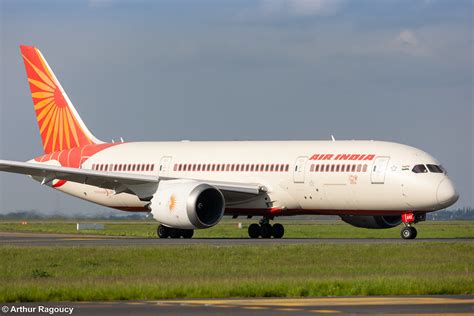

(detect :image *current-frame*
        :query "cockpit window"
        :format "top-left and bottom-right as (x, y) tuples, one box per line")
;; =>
(427, 164), (443, 173)
(412, 164), (428, 173)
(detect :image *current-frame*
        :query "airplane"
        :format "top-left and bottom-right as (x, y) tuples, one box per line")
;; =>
(0, 46), (459, 240)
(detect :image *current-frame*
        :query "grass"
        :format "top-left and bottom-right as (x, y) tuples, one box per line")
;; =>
(0, 243), (472, 302)
(0, 219), (473, 238)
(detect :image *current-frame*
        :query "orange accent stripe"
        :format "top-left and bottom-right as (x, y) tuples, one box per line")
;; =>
(51, 109), (60, 152)
(62, 109), (71, 148)
(34, 97), (54, 111)
(43, 107), (58, 150)
(32, 91), (54, 99)
(65, 108), (81, 147)
(39, 102), (56, 134)
(22, 55), (56, 89)
(58, 108), (64, 150)
(28, 78), (55, 93)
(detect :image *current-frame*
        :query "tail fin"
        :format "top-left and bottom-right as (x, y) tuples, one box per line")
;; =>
(20, 45), (102, 154)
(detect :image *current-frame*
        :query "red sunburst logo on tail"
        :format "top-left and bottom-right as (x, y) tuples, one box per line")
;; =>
(20, 45), (99, 154)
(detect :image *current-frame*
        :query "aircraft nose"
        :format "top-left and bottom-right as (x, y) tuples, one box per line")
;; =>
(437, 178), (459, 207)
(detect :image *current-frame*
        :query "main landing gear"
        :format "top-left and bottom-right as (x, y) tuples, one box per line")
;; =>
(400, 212), (422, 240)
(248, 217), (285, 239)
(157, 224), (194, 239)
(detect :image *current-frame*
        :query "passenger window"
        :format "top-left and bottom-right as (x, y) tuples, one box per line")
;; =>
(363, 164), (367, 172)
(351, 165), (356, 172)
(412, 164), (428, 173)
(427, 164), (443, 173)
(265, 165), (270, 172)
(151, 165), (154, 171)
(336, 165), (340, 172)
(331, 165), (335, 172)
(320, 164), (325, 172)
(310, 164), (314, 172)
(357, 164), (361, 172)
(285, 164), (289, 172)
(315, 164), (320, 172)
(326, 165), (330, 172)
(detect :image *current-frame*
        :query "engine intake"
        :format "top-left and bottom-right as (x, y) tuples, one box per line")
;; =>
(150, 180), (225, 229)
(340, 215), (402, 229)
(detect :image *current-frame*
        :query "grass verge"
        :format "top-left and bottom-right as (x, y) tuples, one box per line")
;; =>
(0, 220), (473, 238)
(0, 243), (472, 302)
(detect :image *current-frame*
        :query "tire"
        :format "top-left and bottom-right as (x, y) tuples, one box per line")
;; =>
(157, 225), (170, 238)
(181, 229), (194, 239)
(248, 224), (260, 238)
(260, 224), (273, 239)
(272, 223), (284, 239)
(410, 227), (417, 239)
(169, 228), (181, 239)
(401, 227), (413, 239)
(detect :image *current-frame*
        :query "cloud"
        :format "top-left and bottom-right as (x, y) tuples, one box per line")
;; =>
(388, 29), (427, 56)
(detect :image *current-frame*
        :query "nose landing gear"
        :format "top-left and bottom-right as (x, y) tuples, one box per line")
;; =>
(400, 212), (421, 240)
(401, 226), (417, 239)
(248, 217), (285, 239)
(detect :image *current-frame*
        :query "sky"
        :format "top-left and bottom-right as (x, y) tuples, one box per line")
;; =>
(0, 0), (472, 216)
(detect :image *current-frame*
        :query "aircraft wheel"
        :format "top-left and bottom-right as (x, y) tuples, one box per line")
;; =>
(248, 223), (260, 238)
(181, 229), (194, 239)
(157, 225), (170, 238)
(272, 223), (284, 239)
(170, 228), (181, 239)
(401, 226), (417, 240)
(260, 224), (273, 239)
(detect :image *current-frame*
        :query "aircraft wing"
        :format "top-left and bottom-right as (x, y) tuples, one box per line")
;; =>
(0, 160), (265, 201)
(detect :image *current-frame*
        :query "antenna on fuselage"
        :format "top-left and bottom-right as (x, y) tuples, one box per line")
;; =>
(120, 137), (124, 143)
(331, 135), (336, 141)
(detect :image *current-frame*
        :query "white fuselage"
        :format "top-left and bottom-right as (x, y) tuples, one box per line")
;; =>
(44, 140), (458, 216)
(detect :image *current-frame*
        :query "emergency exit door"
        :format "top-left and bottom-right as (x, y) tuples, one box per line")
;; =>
(293, 156), (308, 183)
(371, 156), (390, 184)
(158, 156), (172, 177)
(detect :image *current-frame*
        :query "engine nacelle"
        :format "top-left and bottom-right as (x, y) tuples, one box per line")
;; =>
(340, 215), (402, 229)
(150, 180), (225, 229)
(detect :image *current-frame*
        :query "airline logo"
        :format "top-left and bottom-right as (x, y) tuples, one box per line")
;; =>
(309, 154), (375, 161)
(20, 45), (94, 154)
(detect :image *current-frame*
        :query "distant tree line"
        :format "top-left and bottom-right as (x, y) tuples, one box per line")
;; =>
(427, 207), (474, 220)
(0, 207), (472, 221)
(0, 210), (150, 220)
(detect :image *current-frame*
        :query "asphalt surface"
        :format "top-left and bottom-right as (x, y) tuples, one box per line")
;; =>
(1, 296), (473, 315)
(0, 231), (472, 246)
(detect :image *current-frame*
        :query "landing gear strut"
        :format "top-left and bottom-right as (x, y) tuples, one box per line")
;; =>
(400, 213), (418, 240)
(157, 224), (194, 239)
(247, 217), (285, 239)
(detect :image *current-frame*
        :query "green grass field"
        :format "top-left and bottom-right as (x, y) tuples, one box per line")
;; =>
(0, 243), (473, 302)
(0, 219), (473, 238)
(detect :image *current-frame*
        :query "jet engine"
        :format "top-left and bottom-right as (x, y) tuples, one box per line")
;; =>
(150, 180), (225, 229)
(340, 215), (402, 229)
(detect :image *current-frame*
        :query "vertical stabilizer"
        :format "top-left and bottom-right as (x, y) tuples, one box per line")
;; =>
(20, 45), (102, 154)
